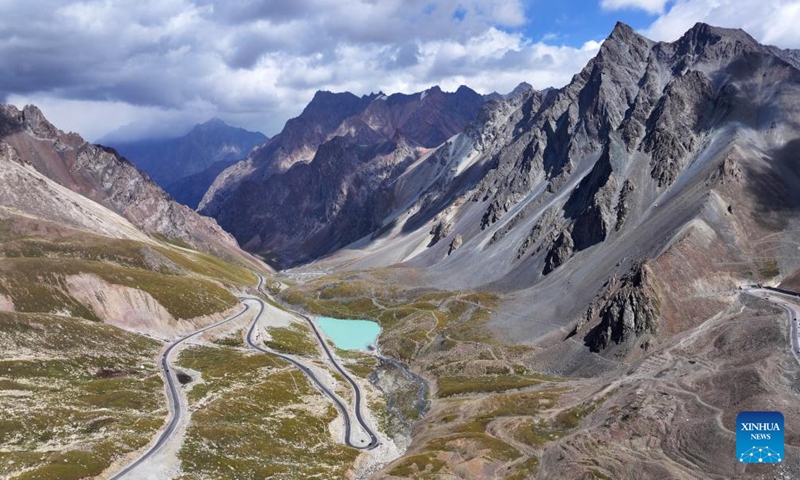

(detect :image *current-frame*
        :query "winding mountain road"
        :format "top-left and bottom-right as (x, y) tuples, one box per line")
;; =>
(243, 295), (379, 449)
(110, 304), (252, 479)
(297, 309), (380, 449)
(252, 274), (379, 449)
(743, 287), (800, 365)
(111, 276), (379, 478)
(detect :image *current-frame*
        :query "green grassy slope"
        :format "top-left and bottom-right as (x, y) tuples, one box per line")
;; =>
(0, 312), (164, 480)
(177, 344), (359, 479)
(0, 216), (259, 321)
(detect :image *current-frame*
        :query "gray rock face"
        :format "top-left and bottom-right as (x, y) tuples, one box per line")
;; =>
(0, 104), (246, 261)
(200, 85), (486, 267)
(542, 231), (574, 276)
(428, 214), (454, 247)
(581, 265), (660, 357)
(429, 20), (800, 284)
(614, 179), (635, 231)
(299, 22), (800, 354)
(447, 234), (463, 255)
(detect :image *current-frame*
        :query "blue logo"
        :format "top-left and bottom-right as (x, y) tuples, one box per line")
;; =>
(737, 411), (784, 463)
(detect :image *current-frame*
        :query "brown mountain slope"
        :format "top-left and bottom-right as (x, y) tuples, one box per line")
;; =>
(0, 104), (271, 334)
(0, 103), (266, 270)
(199, 85), (487, 267)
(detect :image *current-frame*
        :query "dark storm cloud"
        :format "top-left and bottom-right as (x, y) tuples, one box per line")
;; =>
(219, 21), (331, 70)
(0, 0), (601, 141)
(0, 0), (529, 107)
(198, 0), (318, 25)
(222, 31), (290, 70)
(0, 1), (200, 107)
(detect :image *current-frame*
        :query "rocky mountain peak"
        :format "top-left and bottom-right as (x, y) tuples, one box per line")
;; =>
(272, 90), (377, 154)
(0, 104), (23, 137)
(22, 105), (59, 138)
(11, 104), (61, 139)
(596, 22), (653, 66)
(606, 21), (639, 43)
(508, 82), (534, 97)
(681, 21), (759, 47)
(304, 90), (375, 119)
(195, 117), (227, 129)
(671, 21), (762, 66)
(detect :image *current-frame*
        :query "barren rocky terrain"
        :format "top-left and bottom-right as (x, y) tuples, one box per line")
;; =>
(260, 22), (800, 478)
(5, 18), (800, 480)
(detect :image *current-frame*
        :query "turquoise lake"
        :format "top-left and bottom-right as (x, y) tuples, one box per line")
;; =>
(317, 317), (381, 351)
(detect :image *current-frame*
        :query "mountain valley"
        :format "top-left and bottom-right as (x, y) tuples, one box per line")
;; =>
(3, 19), (800, 480)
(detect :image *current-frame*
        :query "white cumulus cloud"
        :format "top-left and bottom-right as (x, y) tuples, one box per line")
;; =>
(0, 0), (604, 141)
(643, 0), (800, 48)
(601, 0), (670, 14)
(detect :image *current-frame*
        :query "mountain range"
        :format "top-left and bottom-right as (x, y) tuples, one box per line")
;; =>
(106, 119), (267, 208)
(139, 21), (800, 363)
(197, 21), (800, 360)
(5, 20), (800, 480)
(198, 85), (488, 267)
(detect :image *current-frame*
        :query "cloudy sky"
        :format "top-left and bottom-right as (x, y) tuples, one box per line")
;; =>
(2, 0), (800, 142)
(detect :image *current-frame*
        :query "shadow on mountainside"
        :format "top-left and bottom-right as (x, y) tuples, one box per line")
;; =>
(743, 138), (800, 231)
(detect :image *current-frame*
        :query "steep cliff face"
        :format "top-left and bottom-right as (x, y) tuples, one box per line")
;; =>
(0, 141), (149, 241)
(581, 265), (661, 358)
(197, 90), (382, 215)
(466, 22), (763, 276)
(302, 22), (800, 353)
(0, 104), (252, 263)
(216, 136), (415, 267)
(200, 85), (486, 267)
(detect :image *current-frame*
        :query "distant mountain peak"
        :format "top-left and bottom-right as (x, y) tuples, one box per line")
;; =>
(199, 117), (228, 127)
(455, 85), (481, 97)
(507, 82), (533, 97)
(483, 82), (535, 103)
(187, 118), (263, 137)
(187, 118), (229, 135)
(302, 90), (374, 119)
(104, 119), (267, 206)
